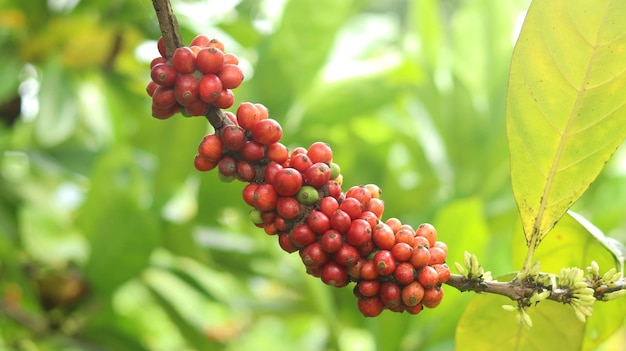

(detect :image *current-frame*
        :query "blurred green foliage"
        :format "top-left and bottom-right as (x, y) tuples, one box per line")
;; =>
(0, 0), (625, 350)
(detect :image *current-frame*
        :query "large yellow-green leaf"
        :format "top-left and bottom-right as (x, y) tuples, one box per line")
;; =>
(506, 0), (626, 247)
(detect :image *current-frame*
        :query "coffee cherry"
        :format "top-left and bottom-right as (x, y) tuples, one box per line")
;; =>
(334, 244), (360, 267)
(345, 186), (372, 208)
(236, 102), (260, 131)
(206, 38), (225, 52)
(146, 81), (158, 97)
(307, 142), (333, 164)
(329, 162), (341, 180)
(182, 99), (208, 117)
(278, 232), (298, 253)
(433, 241), (448, 255)
(248, 208), (263, 225)
(172, 47), (196, 73)
(242, 183), (258, 207)
(193, 154), (218, 172)
(198, 133), (223, 161)
(274, 216), (287, 232)
(391, 242), (413, 262)
(198, 74), (223, 103)
(174, 74), (199, 106)
(385, 218), (402, 233)
(340, 197), (363, 220)
(218, 64), (244, 89)
(224, 111), (238, 125)
(236, 161), (256, 182)
(321, 261), (348, 288)
(417, 265), (439, 289)
(150, 63), (177, 87)
(300, 242), (329, 269)
(358, 296), (384, 317)
(213, 89), (235, 109)
(359, 260), (379, 281)
(152, 86), (177, 109)
(422, 286), (444, 308)
(327, 180), (343, 199)
(402, 281), (425, 306)
(330, 209), (351, 233)
(357, 211), (379, 229)
(217, 156), (237, 177)
(307, 210), (331, 234)
(428, 247), (447, 265)
(409, 245), (431, 269)
(266, 142), (289, 164)
(346, 219), (372, 247)
(365, 198), (385, 219)
(224, 52), (239, 65)
(251, 118), (283, 145)
(373, 250), (396, 276)
(320, 229), (343, 253)
(189, 34), (211, 47)
(157, 36), (167, 57)
(379, 282), (402, 309)
(220, 125), (246, 151)
(241, 141), (265, 161)
(319, 196), (339, 218)
(433, 264), (451, 284)
(413, 236), (430, 249)
(264, 161), (283, 184)
(253, 183), (278, 212)
(416, 223), (437, 247)
(273, 168), (303, 197)
(152, 103), (180, 119)
(290, 224), (316, 248)
(372, 222), (395, 250)
(393, 262), (416, 285)
(296, 185), (319, 205)
(405, 303), (424, 315)
(364, 183), (382, 199)
(358, 280), (381, 297)
(303, 162), (331, 188)
(196, 47), (225, 74)
(276, 197), (301, 220)
(395, 229), (416, 248)
(290, 154), (313, 174)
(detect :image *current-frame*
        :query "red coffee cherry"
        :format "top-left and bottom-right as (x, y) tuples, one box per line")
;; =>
(236, 161), (256, 182)
(266, 142), (289, 164)
(320, 229), (343, 253)
(360, 260), (379, 281)
(307, 141), (333, 164)
(364, 183), (382, 199)
(307, 210), (331, 234)
(276, 197), (301, 220)
(433, 241), (448, 254)
(198, 74), (223, 103)
(224, 52), (239, 65)
(346, 219), (372, 247)
(330, 209), (351, 233)
(151, 63), (177, 87)
(385, 217), (403, 233)
(358, 280), (381, 297)
(273, 168), (303, 197)
(372, 223), (395, 250)
(212, 89), (235, 109)
(319, 196), (339, 218)
(393, 262), (416, 285)
(242, 183), (258, 207)
(290, 224), (316, 248)
(303, 162), (331, 188)
(174, 74), (199, 106)
(428, 246), (447, 265)
(189, 34), (211, 47)
(300, 242), (329, 269)
(198, 133), (223, 161)
(373, 250), (396, 276)
(278, 232), (298, 253)
(252, 183), (278, 212)
(152, 86), (177, 109)
(422, 286), (444, 308)
(274, 216), (287, 232)
(182, 99), (208, 117)
(220, 125), (246, 151)
(345, 185), (372, 208)
(416, 223), (437, 247)
(193, 154), (218, 172)
(391, 242), (414, 262)
(358, 296), (384, 317)
(146, 81), (158, 97)
(251, 118), (283, 145)
(196, 47), (225, 74)
(334, 243), (360, 267)
(157, 36), (167, 57)
(365, 198), (385, 219)
(417, 265), (439, 289)
(395, 229), (416, 248)
(409, 245), (431, 269)
(264, 161), (283, 184)
(241, 141), (265, 161)
(339, 197), (363, 220)
(402, 281), (425, 307)
(405, 302), (424, 315)
(321, 261), (348, 288)
(236, 102), (260, 131)
(217, 156), (237, 177)
(413, 236), (430, 249)
(379, 282), (402, 309)
(172, 47), (196, 73)
(152, 103), (180, 119)
(217, 64), (244, 89)
(433, 264), (451, 284)
(327, 180), (342, 199)
(206, 38), (225, 52)
(290, 154), (313, 174)
(357, 211), (379, 229)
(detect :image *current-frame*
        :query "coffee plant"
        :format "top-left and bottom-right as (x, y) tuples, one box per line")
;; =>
(1, 0), (625, 350)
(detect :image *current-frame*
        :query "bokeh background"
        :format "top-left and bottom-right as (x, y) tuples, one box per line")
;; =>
(1, 0), (626, 350)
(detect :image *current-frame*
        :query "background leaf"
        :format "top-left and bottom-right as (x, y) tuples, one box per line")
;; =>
(506, 0), (626, 246)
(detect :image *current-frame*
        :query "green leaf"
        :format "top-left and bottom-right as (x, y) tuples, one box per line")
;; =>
(456, 293), (585, 351)
(506, 0), (626, 247)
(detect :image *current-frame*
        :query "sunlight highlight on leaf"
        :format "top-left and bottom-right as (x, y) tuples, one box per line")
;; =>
(506, 0), (626, 247)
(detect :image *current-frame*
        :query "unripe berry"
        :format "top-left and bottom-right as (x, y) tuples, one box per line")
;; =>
(253, 183), (278, 212)
(379, 282), (402, 309)
(174, 74), (199, 106)
(198, 74), (223, 103)
(417, 265), (439, 289)
(276, 197), (301, 220)
(198, 133), (223, 161)
(307, 142), (333, 164)
(193, 154), (218, 171)
(358, 296), (384, 317)
(248, 208), (263, 225)
(321, 261), (348, 288)
(329, 162), (341, 180)
(172, 47), (196, 73)
(290, 224), (316, 248)
(296, 185), (319, 205)
(372, 223), (395, 250)
(320, 229), (343, 253)
(251, 118), (283, 145)
(273, 168), (303, 197)
(220, 125), (246, 151)
(217, 64), (244, 89)
(373, 250), (396, 276)
(303, 162), (331, 188)
(402, 281), (425, 307)
(364, 183), (382, 199)
(150, 63), (177, 87)
(196, 47), (225, 74)
(393, 262), (416, 285)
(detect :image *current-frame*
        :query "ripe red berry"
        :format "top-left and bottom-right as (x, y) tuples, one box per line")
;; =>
(409, 245), (431, 269)
(365, 198), (385, 219)
(182, 99), (208, 116)
(428, 247), (447, 265)
(402, 281), (425, 307)
(307, 142), (333, 164)
(327, 180), (343, 199)
(391, 242), (414, 262)
(212, 89), (234, 109)
(416, 223), (437, 247)
(334, 243), (360, 267)
(417, 265), (439, 289)
(264, 161), (283, 184)
(217, 156), (237, 177)
(290, 154), (312, 174)
(198, 74), (223, 103)
(151, 103), (179, 119)
(198, 133), (223, 161)
(346, 218), (372, 247)
(174, 74), (199, 106)
(319, 196), (339, 218)
(242, 183), (258, 207)
(393, 262), (417, 286)
(358, 211), (379, 229)
(251, 118), (283, 145)
(193, 155), (218, 172)
(307, 210), (331, 234)
(236, 102), (260, 131)
(330, 209), (351, 233)
(220, 125), (246, 151)
(217, 64), (244, 89)
(372, 223), (395, 250)
(360, 260), (379, 281)
(385, 218), (402, 233)
(189, 34), (211, 47)
(276, 196), (301, 220)
(241, 141), (265, 161)
(278, 232), (298, 253)
(146, 81), (158, 97)
(303, 162), (331, 188)
(253, 183), (278, 212)
(414, 235), (430, 249)
(224, 53), (239, 65)
(172, 47), (196, 73)
(395, 229), (416, 248)
(320, 229), (343, 253)
(339, 197), (363, 220)
(379, 282), (402, 309)
(345, 186), (372, 208)
(266, 142), (289, 164)
(273, 168), (303, 197)
(433, 241), (448, 254)
(290, 224), (316, 248)
(151, 63), (177, 87)
(433, 264), (451, 284)
(196, 47), (225, 74)
(300, 242), (329, 269)
(152, 86), (177, 109)
(157, 36), (167, 57)
(373, 250), (396, 276)
(358, 296), (384, 317)
(422, 286), (444, 308)
(236, 161), (256, 182)
(321, 261), (348, 288)
(358, 280), (381, 297)
(206, 38), (225, 52)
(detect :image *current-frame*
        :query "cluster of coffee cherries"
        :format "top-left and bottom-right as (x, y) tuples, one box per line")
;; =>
(146, 35), (244, 119)
(193, 101), (450, 317)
